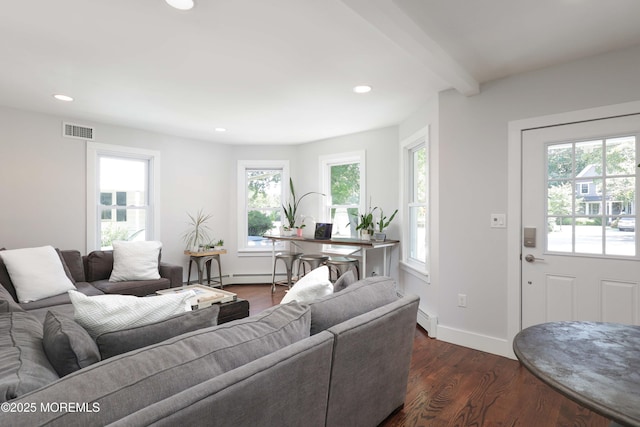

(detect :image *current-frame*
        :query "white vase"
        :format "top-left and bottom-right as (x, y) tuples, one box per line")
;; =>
(360, 230), (371, 241)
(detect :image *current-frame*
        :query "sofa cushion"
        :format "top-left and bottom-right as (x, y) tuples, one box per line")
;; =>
(59, 250), (86, 282)
(333, 270), (356, 292)
(280, 265), (333, 304)
(1, 302), (310, 425)
(85, 250), (114, 282)
(42, 311), (101, 377)
(109, 240), (162, 282)
(91, 278), (170, 297)
(96, 304), (221, 359)
(308, 276), (399, 335)
(0, 284), (24, 313)
(0, 312), (59, 402)
(0, 246), (76, 303)
(18, 282), (104, 312)
(69, 289), (195, 338)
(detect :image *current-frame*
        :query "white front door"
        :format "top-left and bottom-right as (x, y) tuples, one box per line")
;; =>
(521, 114), (640, 329)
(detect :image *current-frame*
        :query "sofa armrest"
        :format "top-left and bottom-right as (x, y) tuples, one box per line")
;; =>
(159, 262), (183, 288)
(325, 294), (419, 427)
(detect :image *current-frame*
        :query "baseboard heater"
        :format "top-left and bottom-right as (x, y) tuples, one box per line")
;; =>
(417, 309), (437, 338)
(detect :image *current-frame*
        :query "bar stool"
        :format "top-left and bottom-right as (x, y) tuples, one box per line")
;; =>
(299, 254), (329, 277)
(326, 256), (360, 282)
(271, 252), (303, 293)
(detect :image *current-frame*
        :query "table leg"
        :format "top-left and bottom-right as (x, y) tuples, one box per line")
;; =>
(383, 247), (388, 276)
(362, 248), (367, 278)
(195, 257), (206, 285)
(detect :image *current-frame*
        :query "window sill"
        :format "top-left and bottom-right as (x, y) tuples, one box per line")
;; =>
(399, 261), (430, 283)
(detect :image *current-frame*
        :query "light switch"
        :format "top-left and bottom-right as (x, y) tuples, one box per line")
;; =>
(491, 213), (506, 228)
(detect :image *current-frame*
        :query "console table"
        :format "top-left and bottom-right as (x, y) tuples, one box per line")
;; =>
(513, 321), (640, 427)
(184, 249), (227, 288)
(263, 234), (399, 277)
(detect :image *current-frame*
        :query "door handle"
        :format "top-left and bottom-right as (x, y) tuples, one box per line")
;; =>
(524, 254), (544, 263)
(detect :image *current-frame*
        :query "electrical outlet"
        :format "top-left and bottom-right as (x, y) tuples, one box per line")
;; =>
(457, 294), (467, 308)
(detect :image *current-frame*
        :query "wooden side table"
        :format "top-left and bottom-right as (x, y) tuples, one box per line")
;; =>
(184, 249), (227, 288)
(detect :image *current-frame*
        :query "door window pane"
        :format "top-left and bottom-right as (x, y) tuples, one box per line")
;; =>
(545, 135), (636, 256)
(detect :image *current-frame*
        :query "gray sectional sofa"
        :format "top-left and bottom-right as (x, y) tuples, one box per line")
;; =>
(0, 276), (419, 427)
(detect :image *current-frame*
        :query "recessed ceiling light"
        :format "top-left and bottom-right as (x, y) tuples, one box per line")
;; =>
(353, 85), (372, 94)
(215, 127), (227, 132)
(165, 0), (194, 10)
(53, 94), (74, 102)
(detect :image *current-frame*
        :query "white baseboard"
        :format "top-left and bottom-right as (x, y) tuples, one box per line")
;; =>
(436, 324), (516, 359)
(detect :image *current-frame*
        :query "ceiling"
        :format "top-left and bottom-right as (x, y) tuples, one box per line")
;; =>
(1, 0), (640, 145)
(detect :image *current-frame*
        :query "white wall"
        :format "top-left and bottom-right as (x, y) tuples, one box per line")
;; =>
(0, 106), (233, 279)
(434, 44), (640, 357)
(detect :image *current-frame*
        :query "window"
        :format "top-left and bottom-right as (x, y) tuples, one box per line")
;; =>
(87, 143), (160, 251)
(546, 135), (636, 256)
(402, 128), (428, 271)
(237, 160), (289, 252)
(320, 152), (365, 238)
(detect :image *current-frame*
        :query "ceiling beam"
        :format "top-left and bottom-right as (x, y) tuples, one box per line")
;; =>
(340, 0), (480, 96)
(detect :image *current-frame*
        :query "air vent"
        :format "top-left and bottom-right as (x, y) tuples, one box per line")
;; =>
(63, 122), (95, 140)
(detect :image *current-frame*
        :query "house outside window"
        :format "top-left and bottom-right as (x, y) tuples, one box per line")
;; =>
(320, 152), (365, 238)
(87, 143), (160, 251)
(237, 160), (289, 252)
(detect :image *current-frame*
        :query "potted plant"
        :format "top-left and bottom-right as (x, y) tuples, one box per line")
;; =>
(374, 208), (398, 241)
(282, 178), (324, 236)
(182, 209), (212, 251)
(355, 207), (377, 241)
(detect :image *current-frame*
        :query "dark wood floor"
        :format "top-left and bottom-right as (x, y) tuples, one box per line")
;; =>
(224, 284), (611, 427)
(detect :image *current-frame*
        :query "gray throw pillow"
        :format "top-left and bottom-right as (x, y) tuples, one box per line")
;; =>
(42, 311), (101, 377)
(95, 304), (221, 359)
(309, 276), (398, 335)
(333, 270), (356, 293)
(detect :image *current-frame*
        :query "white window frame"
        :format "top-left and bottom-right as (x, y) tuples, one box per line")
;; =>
(237, 160), (289, 253)
(86, 142), (161, 251)
(400, 127), (429, 275)
(319, 151), (366, 236)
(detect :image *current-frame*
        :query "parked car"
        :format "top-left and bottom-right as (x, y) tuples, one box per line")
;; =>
(617, 217), (635, 231)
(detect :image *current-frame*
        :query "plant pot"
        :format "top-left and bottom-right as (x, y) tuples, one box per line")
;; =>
(373, 232), (386, 241)
(296, 228), (304, 237)
(283, 229), (294, 237)
(360, 230), (372, 241)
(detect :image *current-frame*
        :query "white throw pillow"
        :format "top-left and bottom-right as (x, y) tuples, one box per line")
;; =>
(109, 240), (162, 282)
(68, 289), (195, 337)
(280, 265), (333, 304)
(0, 246), (76, 303)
